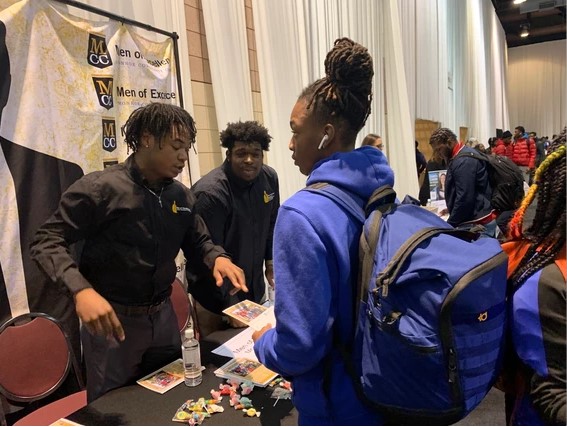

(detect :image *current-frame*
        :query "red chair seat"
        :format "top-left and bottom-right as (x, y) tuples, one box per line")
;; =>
(13, 390), (86, 426)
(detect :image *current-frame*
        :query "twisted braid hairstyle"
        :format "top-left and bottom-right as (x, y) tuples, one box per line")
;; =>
(299, 37), (374, 141)
(429, 127), (457, 146)
(123, 103), (197, 153)
(429, 127), (457, 166)
(508, 128), (566, 287)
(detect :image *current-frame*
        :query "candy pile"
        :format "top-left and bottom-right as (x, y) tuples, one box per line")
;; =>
(172, 377), (293, 424)
(172, 398), (224, 425)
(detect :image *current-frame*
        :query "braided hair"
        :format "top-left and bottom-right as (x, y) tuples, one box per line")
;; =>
(299, 37), (374, 140)
(508, 128), (566, 287)
(429, 128), (457, 146)
(429, 127), (457, 166)
(122, 103), (197, 153)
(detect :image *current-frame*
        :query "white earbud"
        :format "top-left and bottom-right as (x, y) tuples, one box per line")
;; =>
(318, 134), (329, 150)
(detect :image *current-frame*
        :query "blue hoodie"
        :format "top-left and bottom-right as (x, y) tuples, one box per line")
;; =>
(254, 146), (394, 425)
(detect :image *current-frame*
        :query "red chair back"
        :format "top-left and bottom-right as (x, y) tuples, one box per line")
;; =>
(0, 313), (84, 403)
(171, 278), (190, 333)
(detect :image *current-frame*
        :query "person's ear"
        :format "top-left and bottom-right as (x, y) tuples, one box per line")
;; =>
(141, 131), (152, 148)
(226, 149), (231, 161)
(318, 124), (336, 150)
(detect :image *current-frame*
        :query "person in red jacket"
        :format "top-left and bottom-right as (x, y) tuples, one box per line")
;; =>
(493, 130), (514, 158)
(511, 126), (536, 183)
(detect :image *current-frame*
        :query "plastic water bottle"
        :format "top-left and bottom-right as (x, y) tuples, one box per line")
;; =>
(267, 284), (275, 307)
(181, 326), (202, 386)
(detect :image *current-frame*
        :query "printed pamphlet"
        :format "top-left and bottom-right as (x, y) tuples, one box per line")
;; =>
(214, 357), (277, 387)
(136, 358), (185, 394)
(222, 300), (267, 326)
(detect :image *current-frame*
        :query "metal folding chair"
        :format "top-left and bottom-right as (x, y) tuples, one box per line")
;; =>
(0, 312), (86, 425)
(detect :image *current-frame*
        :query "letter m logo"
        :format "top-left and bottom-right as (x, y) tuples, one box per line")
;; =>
(87, 33), (112, 69)
(92, 76), (114, 110)
(102, 118), (117, 152)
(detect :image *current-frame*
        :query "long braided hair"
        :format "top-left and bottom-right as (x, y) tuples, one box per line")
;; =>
(122, 103), (197, 153)
(507, 128), (566, 287)
(299, 37), (374, 141)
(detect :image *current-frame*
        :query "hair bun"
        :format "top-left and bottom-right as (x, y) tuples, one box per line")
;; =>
(324, 37), (373, 94)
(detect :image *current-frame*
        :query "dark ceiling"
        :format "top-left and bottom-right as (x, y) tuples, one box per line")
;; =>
(492, 0), (566, 48)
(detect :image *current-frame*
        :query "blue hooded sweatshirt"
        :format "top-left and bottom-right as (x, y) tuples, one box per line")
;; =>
(254, 146), (394, 425)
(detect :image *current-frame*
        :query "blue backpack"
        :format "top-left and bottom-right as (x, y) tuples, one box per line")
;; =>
(305, 183), (509, 425)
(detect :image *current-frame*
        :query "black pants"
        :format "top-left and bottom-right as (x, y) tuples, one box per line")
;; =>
(81, 299), (181, 402)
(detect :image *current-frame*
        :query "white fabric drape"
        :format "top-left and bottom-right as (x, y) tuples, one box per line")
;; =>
(403, 0), (509, 145)
(201, 0), (254, 131)
(508, 40), (566, 138)
(383, 0), (419, 199)
(252, 0), (419, 203)
(251, 0), (310, 201)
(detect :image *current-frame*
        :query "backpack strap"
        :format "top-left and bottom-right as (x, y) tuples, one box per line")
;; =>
(358, 185), (397, 308)
(303, 182), (365, 223)
(303, 183), (397, 313)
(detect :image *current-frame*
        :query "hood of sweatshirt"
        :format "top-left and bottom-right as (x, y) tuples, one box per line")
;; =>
(306, 145), (395, 201)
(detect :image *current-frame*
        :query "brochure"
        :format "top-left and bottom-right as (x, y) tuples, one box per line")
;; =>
(211, 327), (258, 362)
(136, 358), (185, 394)
(222, 300), (268, 326)
(214, 357), (277, 387)
(248, 305), (276, 331)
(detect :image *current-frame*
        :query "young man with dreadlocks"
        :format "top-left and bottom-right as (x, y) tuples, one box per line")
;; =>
(500, 130), (566, 425)
(429, 127), (496, 237)
(187, 120), (279, 333)
(252, 38), (393, 425)
(30, 103), (247, 402)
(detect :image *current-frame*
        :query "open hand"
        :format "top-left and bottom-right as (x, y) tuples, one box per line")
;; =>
(213, 256), (248, 294)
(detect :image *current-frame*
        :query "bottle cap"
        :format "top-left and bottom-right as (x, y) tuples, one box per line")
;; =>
(184, 327), (194, 339)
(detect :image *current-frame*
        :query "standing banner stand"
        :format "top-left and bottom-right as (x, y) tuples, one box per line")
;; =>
(0, 0), (186, 366)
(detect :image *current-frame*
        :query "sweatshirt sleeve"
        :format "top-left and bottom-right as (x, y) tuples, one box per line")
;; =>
(254, 204), (332, 378)
(529, 263), (566, 425)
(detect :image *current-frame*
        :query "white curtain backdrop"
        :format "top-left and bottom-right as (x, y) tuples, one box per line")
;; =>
(252, 0), (420, 203)
(201, 0), (254, 131)
(383, 0), (419, 199)
(508, 40), (566, 138)
(60, 0), (200, 182)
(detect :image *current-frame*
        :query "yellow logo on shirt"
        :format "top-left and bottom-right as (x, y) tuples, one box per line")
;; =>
(264, 191), (275, 203)
(477, 311), (488, 322)
(172, 200), (191, 214)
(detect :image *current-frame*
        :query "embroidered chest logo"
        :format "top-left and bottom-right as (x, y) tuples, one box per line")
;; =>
(263, 191), (275, 203)
(171, 201), (191, 214)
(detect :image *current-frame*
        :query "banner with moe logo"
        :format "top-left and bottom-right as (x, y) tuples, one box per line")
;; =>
(0, 0), (180, 338)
